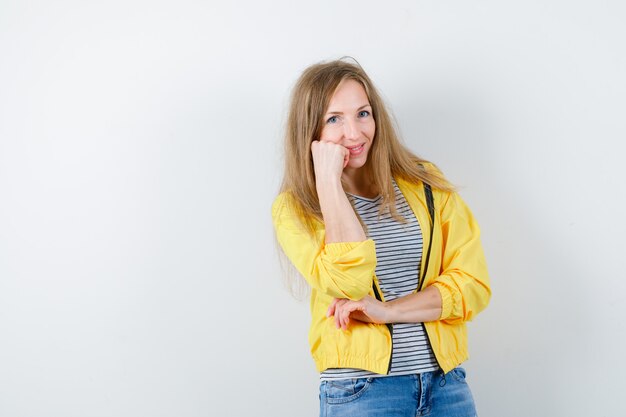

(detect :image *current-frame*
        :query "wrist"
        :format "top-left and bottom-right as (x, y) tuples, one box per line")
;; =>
(316, 175), (343, 191)
(383, 301), (397, 324)
(316, 178), (346, 207)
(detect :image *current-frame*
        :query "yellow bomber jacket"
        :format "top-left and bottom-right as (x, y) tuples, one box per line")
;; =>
(271, 176), (491, 374)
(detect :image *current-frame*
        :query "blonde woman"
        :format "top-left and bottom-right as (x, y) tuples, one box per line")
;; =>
(272, 59), (491, 417)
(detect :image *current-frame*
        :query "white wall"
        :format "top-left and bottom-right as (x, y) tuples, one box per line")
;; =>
(1, 1), (624, 416)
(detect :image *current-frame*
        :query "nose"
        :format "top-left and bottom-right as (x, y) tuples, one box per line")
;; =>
(343, 117), (359, 141)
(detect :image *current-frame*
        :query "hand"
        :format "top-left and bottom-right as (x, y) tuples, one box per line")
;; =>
(311, 140), (349, 182)
(326, 296), (389, 330)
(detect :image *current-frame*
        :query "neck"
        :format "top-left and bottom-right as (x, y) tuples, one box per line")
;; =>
(342, 167), (379, 198)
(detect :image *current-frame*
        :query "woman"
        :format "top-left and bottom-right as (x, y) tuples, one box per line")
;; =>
(272, 59), (491, 417)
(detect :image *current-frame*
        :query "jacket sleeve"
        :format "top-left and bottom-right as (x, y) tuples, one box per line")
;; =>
(429, 191), (491, 323)
(271, 193), (377, 300)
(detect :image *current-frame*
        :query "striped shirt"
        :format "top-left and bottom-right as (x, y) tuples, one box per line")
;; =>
(320, 180), (439, 380)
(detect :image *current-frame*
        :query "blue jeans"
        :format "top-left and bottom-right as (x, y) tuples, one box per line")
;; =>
(319, 367), (477, 417)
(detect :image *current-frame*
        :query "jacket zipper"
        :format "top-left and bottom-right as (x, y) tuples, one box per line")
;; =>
(415, 182), (444, 373)
(372, 281), (393, 374)
(415, 276), (443, 374)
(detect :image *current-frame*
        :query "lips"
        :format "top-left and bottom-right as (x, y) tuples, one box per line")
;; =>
(347, 144), (365, 156)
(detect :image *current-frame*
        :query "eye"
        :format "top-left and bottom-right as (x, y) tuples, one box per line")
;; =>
(326, 115), (339, 124)
(358, 110), (370, 118)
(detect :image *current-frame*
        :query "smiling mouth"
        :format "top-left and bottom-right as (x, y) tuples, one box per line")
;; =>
(347, 144), (365, 155)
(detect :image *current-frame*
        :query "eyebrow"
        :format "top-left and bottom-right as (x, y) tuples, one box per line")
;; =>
(325, 104), (372, 115)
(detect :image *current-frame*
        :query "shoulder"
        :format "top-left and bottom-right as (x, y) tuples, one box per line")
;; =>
(419, 162), (455, 203)
(271, 191), (297, 219)
(271, 191), (316, 229)
(271, 191), (290, 212)
(395, 164), (455, 209)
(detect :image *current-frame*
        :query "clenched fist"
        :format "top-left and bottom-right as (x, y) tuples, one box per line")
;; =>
(311, 140), (349, 183)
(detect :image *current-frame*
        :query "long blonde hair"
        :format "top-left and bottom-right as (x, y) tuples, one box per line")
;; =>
(279, 58), (453, 234)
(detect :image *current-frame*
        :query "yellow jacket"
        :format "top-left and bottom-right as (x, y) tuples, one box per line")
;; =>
(271, 176), (491, 374)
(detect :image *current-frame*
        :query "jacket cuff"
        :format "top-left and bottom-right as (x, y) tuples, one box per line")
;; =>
(432, 282), (453, 320)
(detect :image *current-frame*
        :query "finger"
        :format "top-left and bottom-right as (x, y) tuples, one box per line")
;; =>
(335, 300), (350, 329)
(344, 308), (351, 330)
(339, 302), (356, 330)
(334, 302), (342, 328)
(343, 149), (350, 168)
(342, 307), (353, 330)
(338, 307), (346, 330)
(327, 298), (338, 317)
(341, 146), (349, 167)
(333, 299), (349, 328)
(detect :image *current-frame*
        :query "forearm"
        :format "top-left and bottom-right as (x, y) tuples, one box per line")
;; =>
(317, 178), (366, 243)
(385, 286), (442, 323)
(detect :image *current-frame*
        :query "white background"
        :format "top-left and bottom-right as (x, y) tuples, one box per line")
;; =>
(1, 1), (625, 416)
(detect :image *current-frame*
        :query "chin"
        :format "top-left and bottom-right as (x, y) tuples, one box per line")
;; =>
(347, 160), (368, 170)
(348, 146), (371, 169)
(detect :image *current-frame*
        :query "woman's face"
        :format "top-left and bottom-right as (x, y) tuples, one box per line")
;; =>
(319, 79), (376, 173)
